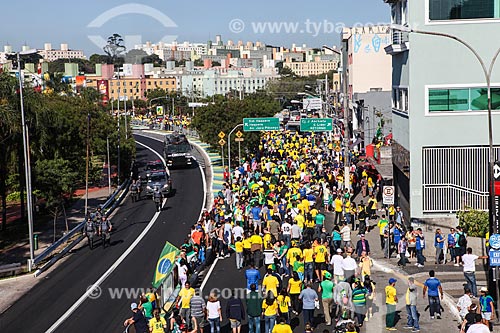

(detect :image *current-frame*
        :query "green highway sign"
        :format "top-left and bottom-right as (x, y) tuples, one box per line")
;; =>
(243, 117), (280, 132)
(300, 118), (333, 132)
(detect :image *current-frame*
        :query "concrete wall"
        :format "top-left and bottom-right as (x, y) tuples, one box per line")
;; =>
(407, 1), (500, 219)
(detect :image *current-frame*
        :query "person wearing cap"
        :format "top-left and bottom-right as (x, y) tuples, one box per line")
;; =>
(318, 271), (335, 326)
(404, 277), (420, 332)
(124, 302), (149, 333)
(457, 287), (473, 321)
(385, 278), (398, 331)
(352, 278), (368, 327)
(460, 303), (480, 333)
(330, 247), (345, 284)
(479, 286), (495, 330)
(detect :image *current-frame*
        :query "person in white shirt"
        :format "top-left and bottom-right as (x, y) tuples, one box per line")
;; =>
(340, 222), (352, 250)
(330, 248), (345, 284)
(232, 224), (244, 242)
(457, 288), (473, 320)
(462, 247), (488, 298)
(281, 220), (292, 247)
(466, 313), (490, 333)
(341, 251), (358, 283)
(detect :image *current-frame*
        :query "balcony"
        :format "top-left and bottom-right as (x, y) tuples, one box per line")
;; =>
(384, 30), (410, 55)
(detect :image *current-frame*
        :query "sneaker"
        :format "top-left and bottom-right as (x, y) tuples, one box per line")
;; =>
(225, 254), (230, 258)
(412, 329), (420, 332)
(403, 326), (413, 329)
(386, 328), (397, 331)
(436, 314), (441, 319)
(414, 263), (419, 266)
(365, 317), (369, 322)
(417, 264), (425, 268)
(430, 316), (435, 319)
(453, 263), (459, 267)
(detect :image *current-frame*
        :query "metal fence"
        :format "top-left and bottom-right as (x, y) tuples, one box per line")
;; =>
(422, 146), (500, 213)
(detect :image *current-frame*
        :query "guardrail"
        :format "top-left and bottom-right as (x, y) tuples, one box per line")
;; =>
(33, 179), (130, 276)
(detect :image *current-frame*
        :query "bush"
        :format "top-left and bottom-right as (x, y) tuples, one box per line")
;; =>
(6, 191), (21, 203)
(456, 207), (489, 238)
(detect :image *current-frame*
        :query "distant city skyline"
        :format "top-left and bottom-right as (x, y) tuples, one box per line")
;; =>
(1, 0), (389, 55)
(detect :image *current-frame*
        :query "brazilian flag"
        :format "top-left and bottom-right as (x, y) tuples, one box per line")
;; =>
(152, 241), (181, 288)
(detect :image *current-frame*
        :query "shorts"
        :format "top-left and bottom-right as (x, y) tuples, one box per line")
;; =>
(253, 219), (261, 227)
(315, 262), (327, 271)
(229, 319), (241, 328)
(194, 315), (206, 328)
(481, 312), (492, 321)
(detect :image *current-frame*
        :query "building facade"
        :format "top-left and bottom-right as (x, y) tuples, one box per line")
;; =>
(283, 58), (339, 77)
(384, 0), (500, 222)
(38, 43), (85, 62)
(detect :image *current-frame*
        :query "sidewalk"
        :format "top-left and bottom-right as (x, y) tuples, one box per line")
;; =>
(0, 187), (112, 268)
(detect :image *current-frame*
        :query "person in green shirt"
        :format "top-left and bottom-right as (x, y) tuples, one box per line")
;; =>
(246, 284), (263, 333)
(318, 272), (335, 326)
(377, 215), (389, 250)
(352, 279), (368, 327)
(315, 212), (325, 238)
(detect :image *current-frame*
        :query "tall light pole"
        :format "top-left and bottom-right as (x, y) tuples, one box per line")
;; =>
(391, 24), (500, 302)
(16, 49), (38, 271)
(228, 123), (243, 183)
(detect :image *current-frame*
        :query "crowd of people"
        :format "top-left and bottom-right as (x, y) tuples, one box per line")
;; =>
(122, 128), (495, 333)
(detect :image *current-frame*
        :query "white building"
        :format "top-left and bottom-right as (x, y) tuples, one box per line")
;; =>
(38, 43), (85, 62)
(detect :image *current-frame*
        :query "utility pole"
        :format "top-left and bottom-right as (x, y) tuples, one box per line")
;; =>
(342, 65), (351, 191)
(84, 112), (90, 217)
(106, 136), (111, 196)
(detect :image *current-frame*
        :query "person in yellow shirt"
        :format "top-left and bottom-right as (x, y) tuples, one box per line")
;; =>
(176, 282), (195, 321)
(286, 243), (302, 268)
(243, 235), (252, 267)
(262, 268), (280, 297)
(294, 213), (305, 232)
(385, 278), (398, 330)
(314, 240), (328, 281)
(148, 309), (167, 333)
(334, 195), (343, 225)
(262, 293), (279, 333)
(235, 236), (244, 270)
(271, 316), (292, 333)
(303, 242), (315, 284)
(287, 272), (303, 316)
(277, 289), (291, 316)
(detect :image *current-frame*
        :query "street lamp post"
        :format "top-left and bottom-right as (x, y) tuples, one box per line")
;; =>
(16, 50), (38, 271)
(391, 24), (500, 301)
(228, 123), (243, 183)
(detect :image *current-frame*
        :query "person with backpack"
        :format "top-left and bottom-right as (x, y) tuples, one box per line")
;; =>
(455, 226), (467, 266)
(84, 214), (97, 250)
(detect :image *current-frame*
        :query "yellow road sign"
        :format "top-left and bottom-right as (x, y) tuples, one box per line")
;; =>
(236, 131), (243, 138)
(219, 139), (226, 146)
(218, 131), (225, 139)
(335, 145), (341, 152)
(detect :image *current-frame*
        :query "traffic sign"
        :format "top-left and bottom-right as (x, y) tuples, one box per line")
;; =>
(236, 131), (243, 138)
(218, 139), (226, 146)
(490, 234), (500, 249)
(218, 131), (225, 139)
(489, 248), (500, 267)
(156, 106), (164, 116)
(383, 186), (395, 205)
(243, 118), (280, 132)
(335, 146), (341, 152)
(300, 118), (333, 132)
(235, 138), (244, 142)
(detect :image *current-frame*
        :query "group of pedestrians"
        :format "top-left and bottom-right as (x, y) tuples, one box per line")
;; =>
(83, 206), (112, 249)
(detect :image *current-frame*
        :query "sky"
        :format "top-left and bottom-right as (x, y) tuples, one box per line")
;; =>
(0, 0), (390, 55)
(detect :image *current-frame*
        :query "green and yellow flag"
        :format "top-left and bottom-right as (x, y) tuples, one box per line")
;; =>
(152, 241), (180, 288)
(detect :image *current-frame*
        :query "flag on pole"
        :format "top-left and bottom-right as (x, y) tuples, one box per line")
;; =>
(152, 241), (180, 288)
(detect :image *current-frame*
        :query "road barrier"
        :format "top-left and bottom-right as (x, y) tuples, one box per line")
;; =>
(33, 179), (130, 276)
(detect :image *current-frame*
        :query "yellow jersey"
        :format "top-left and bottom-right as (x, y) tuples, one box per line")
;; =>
(272, 323), (293, 333)
(178, 287), (195, 309)
(263, 275), (279, 297)
(235, 241), (244, 253)
(262, 299), (279, 316)
(288, 278), (302, 294)
(385, 285), (397, 305)
(303, 248), (314, 263)
(277, 295), (291, 313)
(149, 317), (167, 333)
(314, 245), (327, 263)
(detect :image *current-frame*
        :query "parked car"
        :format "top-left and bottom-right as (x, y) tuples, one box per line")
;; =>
(144, 171), (172, 197)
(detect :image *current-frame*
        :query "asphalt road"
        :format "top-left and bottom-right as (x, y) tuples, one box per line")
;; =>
(0, 135), (204, 333)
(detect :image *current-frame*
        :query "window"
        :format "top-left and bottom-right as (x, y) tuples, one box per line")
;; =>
(429, 0), (500, 20)
(392, 87), (409, 112)
(428, 87), (500, 112)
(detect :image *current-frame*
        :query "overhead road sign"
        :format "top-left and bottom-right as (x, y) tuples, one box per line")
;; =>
(243, 118), (280, 132)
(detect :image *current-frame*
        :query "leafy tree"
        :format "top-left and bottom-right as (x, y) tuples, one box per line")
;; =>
(89, 53), (111, 65)
(456, 207), (489, 238)
(191, 93), (280, 163)
(194, 59), (204, 67)
(103, 34), (126, 65)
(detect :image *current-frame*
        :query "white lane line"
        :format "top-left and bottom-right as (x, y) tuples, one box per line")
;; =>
(135, 140), (168, 176)
(45, 210), (161, 332)
(199, 257), (219, 293)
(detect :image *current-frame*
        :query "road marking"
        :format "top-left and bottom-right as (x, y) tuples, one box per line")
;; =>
(200, 257), (219, 293)
(135, 140), (168, 176)
(45, 210), (161, 332)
